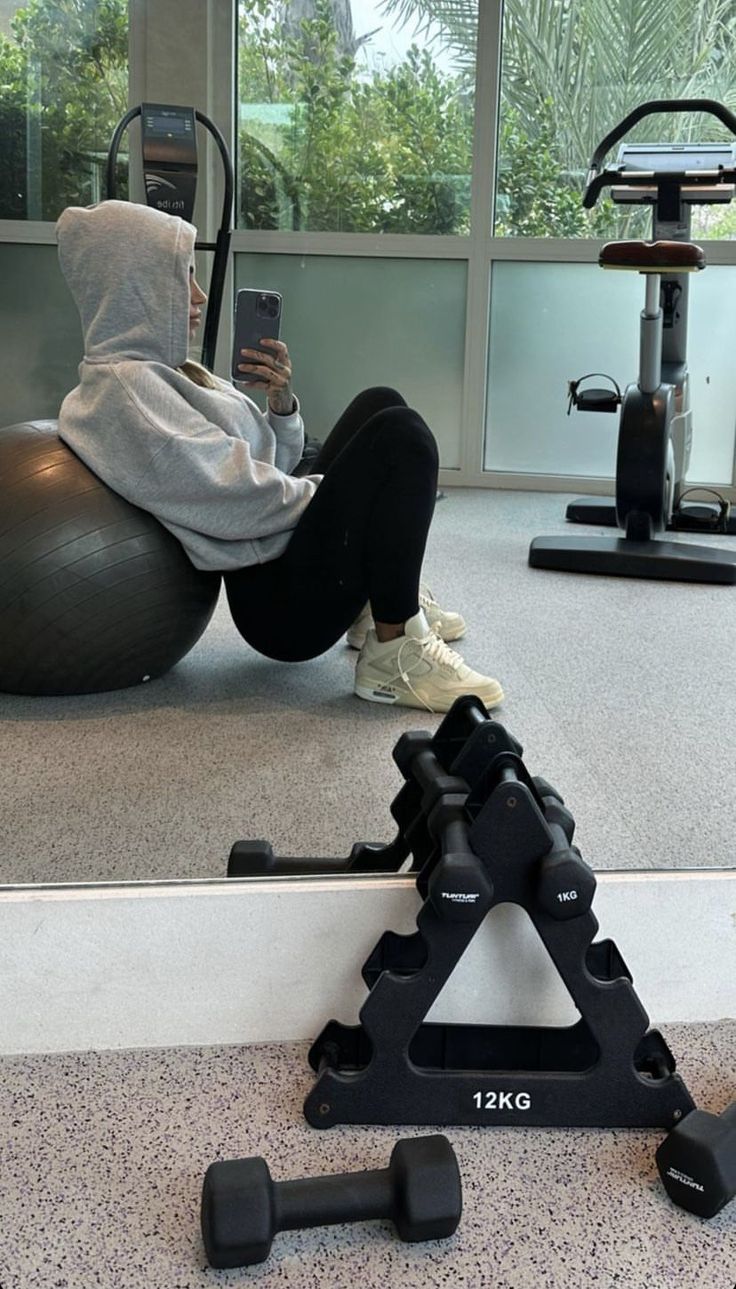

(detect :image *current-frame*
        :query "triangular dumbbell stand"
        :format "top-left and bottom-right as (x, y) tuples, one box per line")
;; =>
(305, 698), (695, 1130)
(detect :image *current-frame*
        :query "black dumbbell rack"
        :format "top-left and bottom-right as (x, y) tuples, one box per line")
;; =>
(304, 697), (695, 1130)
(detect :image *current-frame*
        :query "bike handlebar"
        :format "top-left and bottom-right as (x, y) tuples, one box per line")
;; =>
(583, 98), (736, 208)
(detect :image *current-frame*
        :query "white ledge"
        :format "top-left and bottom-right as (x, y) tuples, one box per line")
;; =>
(1, 870), (734, 1054)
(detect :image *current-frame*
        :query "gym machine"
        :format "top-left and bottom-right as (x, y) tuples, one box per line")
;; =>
(530, 98), (736, 584)
(106, 102), (234, 372)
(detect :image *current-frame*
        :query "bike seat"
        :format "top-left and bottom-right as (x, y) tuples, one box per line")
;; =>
(599, 240), (706, 272)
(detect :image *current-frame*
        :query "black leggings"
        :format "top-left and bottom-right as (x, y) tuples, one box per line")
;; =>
(224, 387), (439, 661)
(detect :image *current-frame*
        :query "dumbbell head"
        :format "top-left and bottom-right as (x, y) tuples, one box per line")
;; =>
(201, 1134), (462, 1269)
(393, 730), (432, 780)
(536, 834), (596, 921)
(428, 852), (494, 922)
(655, 1103), (736, 1218)
(201, 1156), (275, 1268)
(227, 840), (275, 877)
(391, 1135), (463, 1241)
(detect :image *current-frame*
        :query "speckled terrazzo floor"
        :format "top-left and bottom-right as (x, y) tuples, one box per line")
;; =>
(1, 1022), (734, 1289)
(2, 489), (736, 887)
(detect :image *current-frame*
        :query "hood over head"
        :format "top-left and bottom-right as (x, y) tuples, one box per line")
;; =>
(56, 200), (197, 367)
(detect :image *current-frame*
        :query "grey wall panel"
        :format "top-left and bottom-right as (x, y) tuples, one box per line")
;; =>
(0, 243), (82, 426)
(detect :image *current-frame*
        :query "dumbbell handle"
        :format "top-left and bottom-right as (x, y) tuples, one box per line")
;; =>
(438, 816), (471, 855)
(274, 1168), (392, 1231)
(547, 821), (574, 855)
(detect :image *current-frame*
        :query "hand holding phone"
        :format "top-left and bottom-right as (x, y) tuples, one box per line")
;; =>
(232, 289), (295, 413)
(231, 289), (282, 384)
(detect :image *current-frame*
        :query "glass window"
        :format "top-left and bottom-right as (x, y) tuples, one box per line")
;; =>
(236, 0), (479, 234)
(234, 251), (468, 466)
(495, 1), (736, 240)
(0, 0), (129, 220)
(485, 261), (736, 485)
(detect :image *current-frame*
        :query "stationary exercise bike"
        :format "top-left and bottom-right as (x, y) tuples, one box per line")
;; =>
(530, 98), (736, 584)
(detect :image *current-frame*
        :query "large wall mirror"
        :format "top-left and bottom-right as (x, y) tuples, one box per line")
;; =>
(1, 0), (735, 887)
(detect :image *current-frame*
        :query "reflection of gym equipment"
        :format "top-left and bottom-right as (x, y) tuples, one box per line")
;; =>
(201, 1135), (462, 1269)
(530, 98), (736, 584)
(106, 103), (234, 372)
(227, 696), (527, 878)
(0, 421), (220, 695)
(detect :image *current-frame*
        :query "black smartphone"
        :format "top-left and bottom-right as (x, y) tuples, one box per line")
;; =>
(231, 288), (282, 383)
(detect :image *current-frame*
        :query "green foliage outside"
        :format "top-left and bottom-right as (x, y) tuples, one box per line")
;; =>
(0, 0), (127, 219)
(381, 0), (736, 238)
(0, 0), (475, 231)
(2, 0), (736, 237)
(237, 0), (474, 232)
(495, 98), (608, 239)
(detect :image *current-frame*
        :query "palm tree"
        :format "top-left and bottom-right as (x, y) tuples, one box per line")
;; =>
(378, 0), (736, 172)
(279, 0), (379, 59)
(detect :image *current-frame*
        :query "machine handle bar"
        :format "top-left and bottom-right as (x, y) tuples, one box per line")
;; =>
(584, 165), (736, 208)
(583, 98), (736, 208)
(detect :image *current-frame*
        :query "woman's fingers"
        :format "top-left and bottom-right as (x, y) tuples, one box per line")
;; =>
(255, 339), (292, 377)
(237, 356), (291, 388)
(240, 342), (290, 368)
(260, 337), (289, 363)
(239, 342), (291, 382)
(237, 337), (292, 407)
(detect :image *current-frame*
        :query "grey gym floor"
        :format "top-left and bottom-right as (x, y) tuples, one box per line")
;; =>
(0, 1022), (734, 1288)
(2, 489), (736, 886)
(2, 491), (736, 1286)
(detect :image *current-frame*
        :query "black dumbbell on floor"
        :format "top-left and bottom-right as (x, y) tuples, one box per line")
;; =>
(201, 1134), (462, 1268)
(655, 1101), (736, 1218)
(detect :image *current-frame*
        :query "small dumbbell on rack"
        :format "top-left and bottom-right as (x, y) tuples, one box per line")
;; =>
(201, 1135), (462, 1268)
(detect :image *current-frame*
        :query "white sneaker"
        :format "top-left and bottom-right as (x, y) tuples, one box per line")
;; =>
(354, 609), (504, 713)
(346, 583), (466, 650)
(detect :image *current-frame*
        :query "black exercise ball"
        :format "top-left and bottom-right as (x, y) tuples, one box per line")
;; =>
(0, 420), (221, 695)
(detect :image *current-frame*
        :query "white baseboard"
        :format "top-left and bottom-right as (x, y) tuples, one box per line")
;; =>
(1, 870), (734, 1055)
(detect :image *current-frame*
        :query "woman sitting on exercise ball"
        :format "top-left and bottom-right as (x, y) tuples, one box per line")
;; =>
(55, 200), (503, 713)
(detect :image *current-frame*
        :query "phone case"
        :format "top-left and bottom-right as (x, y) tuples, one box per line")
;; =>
(232, 289), (282, 383)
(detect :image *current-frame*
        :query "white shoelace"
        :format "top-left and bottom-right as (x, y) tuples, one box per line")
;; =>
(393, 632), (465, 714)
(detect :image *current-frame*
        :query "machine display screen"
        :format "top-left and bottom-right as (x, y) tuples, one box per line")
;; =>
(144, 113), (192, 137)
(618, 143), (736, 173)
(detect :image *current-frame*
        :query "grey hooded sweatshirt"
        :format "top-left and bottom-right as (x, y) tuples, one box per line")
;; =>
(56, 200), (319, 571)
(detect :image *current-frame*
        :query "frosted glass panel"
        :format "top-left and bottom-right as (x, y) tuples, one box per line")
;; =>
(485, 262), (736, 484)
(234, 255), (467, 468)
(0, 243), (82, 426)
